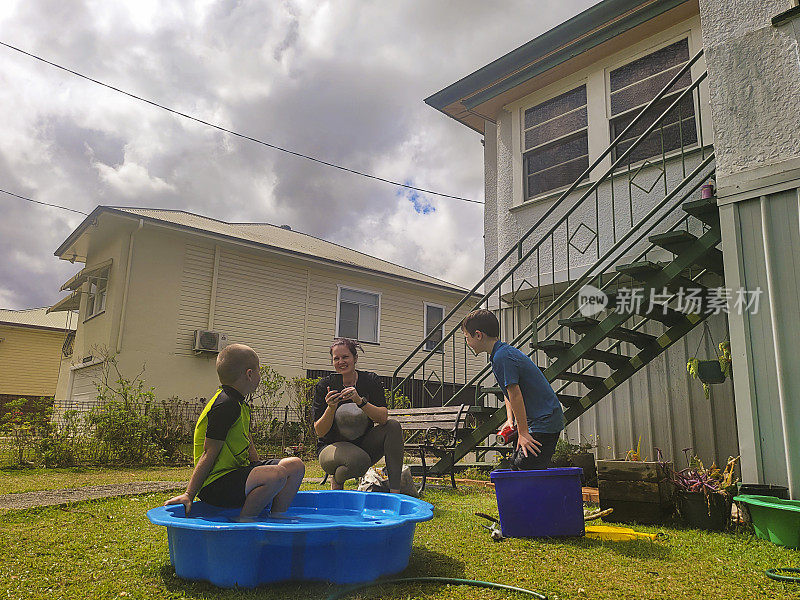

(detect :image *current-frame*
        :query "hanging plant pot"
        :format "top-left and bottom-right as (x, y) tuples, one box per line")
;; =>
(696, 360), (725, 384)
(687, 329), (732, 398)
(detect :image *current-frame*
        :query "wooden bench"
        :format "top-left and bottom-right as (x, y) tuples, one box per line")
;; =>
(388, 405), (472, 492)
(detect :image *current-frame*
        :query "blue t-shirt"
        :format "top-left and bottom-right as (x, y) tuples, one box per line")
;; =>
(491, 340), (564, 434)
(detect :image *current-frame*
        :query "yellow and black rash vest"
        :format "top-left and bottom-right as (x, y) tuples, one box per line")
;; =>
(193, 386), (252, 489)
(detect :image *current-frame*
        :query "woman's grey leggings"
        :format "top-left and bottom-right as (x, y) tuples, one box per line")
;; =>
(318, 419), (404, 489)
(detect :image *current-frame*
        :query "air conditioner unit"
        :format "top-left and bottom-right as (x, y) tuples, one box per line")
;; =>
(193, 329), (228, 353)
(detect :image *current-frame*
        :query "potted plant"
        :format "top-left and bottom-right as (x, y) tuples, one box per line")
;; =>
(551, 437), (597, 486)
(672, 449), (739, 531)
(718, 340), (732, 378)
(687, 341), (732, 399)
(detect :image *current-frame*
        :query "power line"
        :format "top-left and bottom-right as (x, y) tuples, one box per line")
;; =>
(0, 40), (484, 206)
(0, 188), (88, 215)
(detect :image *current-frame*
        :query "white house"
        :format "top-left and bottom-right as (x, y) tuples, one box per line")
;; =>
(402, 0), (800, 497)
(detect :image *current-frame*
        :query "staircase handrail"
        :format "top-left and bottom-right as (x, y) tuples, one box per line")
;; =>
(434, 154), (715, 406)
(526, 152), (716, 347)
(393, 49), (706, 388)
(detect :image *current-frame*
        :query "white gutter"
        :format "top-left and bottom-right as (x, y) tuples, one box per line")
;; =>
(116, 219), (144, 353)
(208, 245), (220, 330)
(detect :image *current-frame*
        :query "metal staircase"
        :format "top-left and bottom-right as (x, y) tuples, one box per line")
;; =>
(392, 49), (722, 475)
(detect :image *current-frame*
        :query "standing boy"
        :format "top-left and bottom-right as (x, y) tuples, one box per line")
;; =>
(165, 343), (305, 521)
(461, 309), (564, 469)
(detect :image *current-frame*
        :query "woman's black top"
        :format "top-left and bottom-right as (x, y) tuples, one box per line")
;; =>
(312, 370), (386, 453)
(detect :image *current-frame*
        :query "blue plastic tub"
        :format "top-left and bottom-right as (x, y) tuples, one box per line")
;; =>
(490, 467), (584, 538)
(147, 490), (433, 587)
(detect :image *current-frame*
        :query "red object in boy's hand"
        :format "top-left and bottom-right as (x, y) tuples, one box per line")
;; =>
(497, 424), (518, 445)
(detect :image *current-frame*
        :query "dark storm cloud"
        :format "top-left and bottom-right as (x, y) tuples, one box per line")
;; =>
(0, 0), (599, 309)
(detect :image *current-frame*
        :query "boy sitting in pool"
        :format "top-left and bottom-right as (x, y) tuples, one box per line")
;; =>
(165, 343), (305, 521)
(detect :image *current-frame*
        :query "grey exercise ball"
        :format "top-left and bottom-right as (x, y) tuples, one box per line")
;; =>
(334, 402), (371, 440)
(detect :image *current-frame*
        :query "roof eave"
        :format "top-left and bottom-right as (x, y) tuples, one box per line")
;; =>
(425, 0), (693, 129)
(0, 320), (75, 332)
(53, 205), (108, 260)
(462, 0), (691, 111)
(424, 0), (651, 109)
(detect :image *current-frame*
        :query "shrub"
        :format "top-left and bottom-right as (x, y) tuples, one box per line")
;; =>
(250, 366), (288, 448)
(39, 410), (85, 467)
(85, 353), (188, 465)
(385, 388), (411, 410)
(148, 397), (197, 463)
(249, 409), (283, 447)
(284, 377), (319, 457)
(253, 365), (286, 406)
(0, 396), (55, 465)
(0, 353), (314, 468)
(552, 436), (596, 466)
(88, 396), (162, 465)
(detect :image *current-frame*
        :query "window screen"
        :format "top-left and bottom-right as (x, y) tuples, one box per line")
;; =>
(523, 85), (589, 200)
(609, 39), (697, 164)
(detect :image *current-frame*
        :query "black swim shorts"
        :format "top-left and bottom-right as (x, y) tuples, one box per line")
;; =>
(197, 458), (282, 508)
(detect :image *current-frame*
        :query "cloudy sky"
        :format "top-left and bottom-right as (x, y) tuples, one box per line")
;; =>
(0, 0), (598, 310)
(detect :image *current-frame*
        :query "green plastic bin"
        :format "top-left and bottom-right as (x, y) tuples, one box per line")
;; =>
(733, 495), (800, 549)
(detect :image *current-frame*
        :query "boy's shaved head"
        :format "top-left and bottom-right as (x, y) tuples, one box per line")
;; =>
(216, 344), (259, 385)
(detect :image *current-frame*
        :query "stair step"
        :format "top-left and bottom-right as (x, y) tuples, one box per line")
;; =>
(479, 386), (504, 398)
(557, 393), (583, 408)
(682, 197), (719, 227)
(615, 260), (702, 291)
(606, 292), (688, 327)
(649, 230), (725, 276)
(559, 316), (658, 349)
(532, 339), (630, 369)
(556, 371), (605, 389)
(486, 363), (606, 391)
(478, 385), (582, 410)
(531, 339), (571, 357)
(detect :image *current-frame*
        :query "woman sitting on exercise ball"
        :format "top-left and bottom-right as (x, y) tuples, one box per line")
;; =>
(313, 338), (404, 492)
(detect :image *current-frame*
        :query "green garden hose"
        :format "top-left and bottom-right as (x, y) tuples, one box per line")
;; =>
(765, 568), (800, 583)
(325, 576), (547, 600)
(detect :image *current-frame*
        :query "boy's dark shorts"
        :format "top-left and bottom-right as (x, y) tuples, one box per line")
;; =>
(510, 431), (560, 471)
(197, 458), (282, 508)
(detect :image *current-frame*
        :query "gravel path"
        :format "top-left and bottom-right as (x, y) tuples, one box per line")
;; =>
(0, 478), (326, 511)
(0, 481), (187, 511)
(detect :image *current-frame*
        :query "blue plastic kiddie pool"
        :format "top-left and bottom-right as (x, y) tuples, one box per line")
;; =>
(147, 490), (434, 588)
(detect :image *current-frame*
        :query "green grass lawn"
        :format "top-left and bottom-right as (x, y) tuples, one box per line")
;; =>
(0, 462), (326, 495)
(0, 468), (797, 599)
